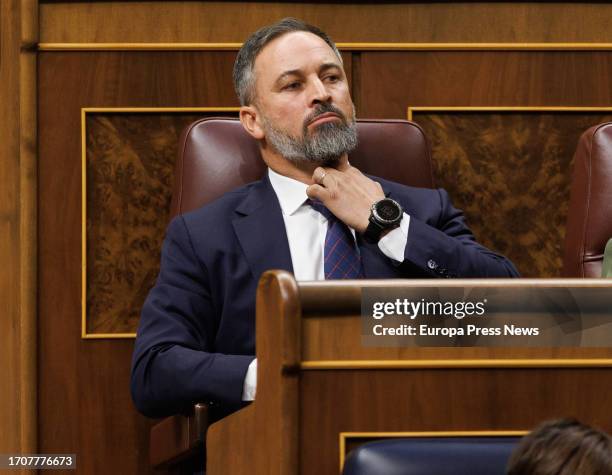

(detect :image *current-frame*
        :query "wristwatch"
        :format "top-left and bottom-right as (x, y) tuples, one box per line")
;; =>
(363, 198), (403, 243)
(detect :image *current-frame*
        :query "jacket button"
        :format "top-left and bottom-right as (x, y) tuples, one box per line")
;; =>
(427, 259), (438, 270)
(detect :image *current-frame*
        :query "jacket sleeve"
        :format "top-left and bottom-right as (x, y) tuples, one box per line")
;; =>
(400, 189), (520, 278)
(130, 215), (254, 418)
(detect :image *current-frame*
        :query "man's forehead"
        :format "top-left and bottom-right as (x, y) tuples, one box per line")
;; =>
(254, 31), (341, 78)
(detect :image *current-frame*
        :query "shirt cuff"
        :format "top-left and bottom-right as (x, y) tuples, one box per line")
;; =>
(377, 213), (410, 263)
(242, 358), (257, 401)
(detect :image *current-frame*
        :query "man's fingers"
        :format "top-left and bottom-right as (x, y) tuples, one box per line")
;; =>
(306, 184), (331, 202)
(312, 167), (328, 185)
(313, 166), (340, 190)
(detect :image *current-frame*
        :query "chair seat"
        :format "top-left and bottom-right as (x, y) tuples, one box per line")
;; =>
(342, 437), (519, 475)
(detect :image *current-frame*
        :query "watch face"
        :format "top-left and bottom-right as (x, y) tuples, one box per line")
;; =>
(375, 199), (401, 223)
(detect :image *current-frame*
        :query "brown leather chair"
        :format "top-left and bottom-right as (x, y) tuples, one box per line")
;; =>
(562, 122), (612, 277)
(169, 117), (434, 218)
(151, 117), (435, 472)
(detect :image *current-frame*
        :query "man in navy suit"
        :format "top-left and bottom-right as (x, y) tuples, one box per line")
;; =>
(130, 18), (519, 419)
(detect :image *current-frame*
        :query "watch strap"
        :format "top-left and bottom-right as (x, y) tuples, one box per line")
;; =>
(363, 218), (386, 244)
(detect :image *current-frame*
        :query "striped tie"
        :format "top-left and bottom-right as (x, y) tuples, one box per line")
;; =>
(309, 200), (364, 279)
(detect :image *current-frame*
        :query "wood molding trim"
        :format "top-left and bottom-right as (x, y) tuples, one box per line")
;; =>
(0, 0), (38, 461)
(407, 106), (612, 121)
(300, 359), (612, 370)
(38, 42), (612, 52)
(19, 0), (38, 457)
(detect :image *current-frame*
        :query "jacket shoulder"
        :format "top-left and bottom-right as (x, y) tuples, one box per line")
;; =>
(371, 175), (440, 201)
(179, 181), (258, 226)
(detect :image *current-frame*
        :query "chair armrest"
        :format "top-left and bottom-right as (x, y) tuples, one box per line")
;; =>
(150, 403), (209, 468)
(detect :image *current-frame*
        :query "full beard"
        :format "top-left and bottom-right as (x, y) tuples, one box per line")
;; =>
(261, 103), (358, 166)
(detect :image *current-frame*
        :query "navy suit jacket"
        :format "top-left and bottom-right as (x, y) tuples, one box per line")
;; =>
(130, 174), (519, 418)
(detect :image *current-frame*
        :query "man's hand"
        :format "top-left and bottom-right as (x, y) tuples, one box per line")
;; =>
(306, 160), (385, 233)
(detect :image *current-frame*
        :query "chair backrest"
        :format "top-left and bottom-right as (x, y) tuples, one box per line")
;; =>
(563, 122), (612, 277)
(342, 437), (519, 475)
(169, 117), (434, 218)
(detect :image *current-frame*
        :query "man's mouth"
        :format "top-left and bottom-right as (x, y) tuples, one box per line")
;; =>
(308, 112), (342, 127)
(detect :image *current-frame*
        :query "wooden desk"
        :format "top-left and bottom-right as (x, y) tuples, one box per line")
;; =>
(203, 272), (612, 474)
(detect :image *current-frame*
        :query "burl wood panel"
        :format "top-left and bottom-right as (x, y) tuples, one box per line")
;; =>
(39, 51), (240, 474)
(412, 112), (612, 278)
(300, 368), (612, 474)
(85, 113), (234, 335)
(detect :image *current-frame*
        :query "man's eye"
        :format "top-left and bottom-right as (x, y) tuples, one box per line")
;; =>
(325, 75), (340, 83)
(283, 82), (301, 90)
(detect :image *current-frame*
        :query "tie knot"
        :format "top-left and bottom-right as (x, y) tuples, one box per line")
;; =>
(307, 199), (335, 221)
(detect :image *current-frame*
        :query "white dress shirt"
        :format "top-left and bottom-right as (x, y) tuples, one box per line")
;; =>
(242, 168), (411, 400)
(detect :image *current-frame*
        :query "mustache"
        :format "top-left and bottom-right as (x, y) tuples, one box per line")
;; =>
(303, 103), (348, 128)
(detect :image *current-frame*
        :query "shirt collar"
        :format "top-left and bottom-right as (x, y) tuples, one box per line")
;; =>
(268, 168), (310, 216)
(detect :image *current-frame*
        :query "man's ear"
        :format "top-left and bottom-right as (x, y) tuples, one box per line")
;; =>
(239, 105), (265, 140)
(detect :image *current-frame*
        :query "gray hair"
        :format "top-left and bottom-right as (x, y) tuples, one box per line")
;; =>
(233, 18), (343, 106)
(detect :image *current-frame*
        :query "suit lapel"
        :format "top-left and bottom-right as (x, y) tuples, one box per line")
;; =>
(232, 175), (294, 281)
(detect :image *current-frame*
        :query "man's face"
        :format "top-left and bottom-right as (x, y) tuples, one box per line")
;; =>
(251, 31), (357, 165)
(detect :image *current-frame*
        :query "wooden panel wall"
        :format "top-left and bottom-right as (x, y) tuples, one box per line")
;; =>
(359, 52), (612, 115)
(38, 51), (239, 474)
(39, 2), (612, 43)
(0, 0), (37, 469)
(358, 51), (612, 276)
(300, 368), (612, 474)
(33, 2), (612, 474)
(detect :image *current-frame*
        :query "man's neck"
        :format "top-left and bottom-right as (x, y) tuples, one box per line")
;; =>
(267, 161), (318, 185)
(262, 150), (347, 185)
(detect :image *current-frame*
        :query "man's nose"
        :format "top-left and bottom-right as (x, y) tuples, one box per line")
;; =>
(309, 77), (331, 105)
